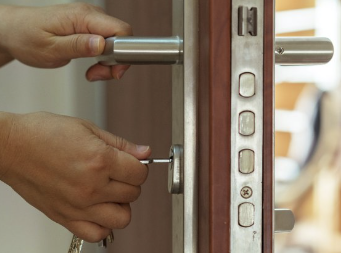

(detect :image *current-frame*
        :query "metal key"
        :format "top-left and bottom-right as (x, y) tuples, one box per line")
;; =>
(68, 235), (84, 253)
(98, 231), (114, 248)
(140, 158), (172, 164)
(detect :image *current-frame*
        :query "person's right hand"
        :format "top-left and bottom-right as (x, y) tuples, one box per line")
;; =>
(0, 3), (132, 80)
(0, 112), (151, 242)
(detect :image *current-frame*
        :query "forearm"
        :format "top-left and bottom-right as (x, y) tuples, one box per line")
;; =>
(0, 112), (15, 181)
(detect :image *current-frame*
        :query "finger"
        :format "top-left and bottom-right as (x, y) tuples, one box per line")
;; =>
(109, 147), (149, 186)
(84, 10), (133, 38)
(67, 220), (111, 243)
(93, 129), (151, 159)
(86, 64), (131, 81)
(84, 203), (132, 230)
(53, 34), (106, 59)
(101, 181), (141, 203)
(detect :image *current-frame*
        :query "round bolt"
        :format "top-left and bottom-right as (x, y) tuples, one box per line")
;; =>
(240, 186), (253, 199)
(275, 47), (285, 55)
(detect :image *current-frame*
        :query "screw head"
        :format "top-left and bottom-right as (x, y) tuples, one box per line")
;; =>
(240, 186), (253, 199)
(275, 47), (285, 55)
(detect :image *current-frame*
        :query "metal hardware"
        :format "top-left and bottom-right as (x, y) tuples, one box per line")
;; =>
(140, 158), (173, 165)
(68, 235), (83, 253)
(98, 232), (114, 248)
(239, 150), (255, 174)
(68, 232), (114, 253)
(240, 186), (253, 199)
(238, 203), (255, 227)
(239, 72), (256, 98)
(238, 6), (258, 36)
(274, 209), (295, 233)
(275, 37), (334, 65)
(239, 111), (255, 136)
(231, 0), (264, 252)
(172, 0), (198, 252)
(168, 145), (183, 194)
(97, 36), (183, 65)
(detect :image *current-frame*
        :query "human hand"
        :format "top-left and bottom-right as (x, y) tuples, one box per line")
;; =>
(0, 3), (131, 81)
(0, 112), (151, 242)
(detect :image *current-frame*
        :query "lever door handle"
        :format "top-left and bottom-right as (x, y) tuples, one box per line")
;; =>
(97, 36), (183, 65)
(275, 37), (334, 65)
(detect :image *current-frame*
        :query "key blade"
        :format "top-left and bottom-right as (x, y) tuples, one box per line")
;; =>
(140, 158), (172, 164)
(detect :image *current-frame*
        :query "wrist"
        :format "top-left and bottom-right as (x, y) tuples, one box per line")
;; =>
(0, 5), (16, 65)
(0, 112), (15, 181)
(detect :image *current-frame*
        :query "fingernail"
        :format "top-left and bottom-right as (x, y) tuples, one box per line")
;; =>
(90, 37), (101, 55)
(136, 145), (150, 153)
(115, 70), (126, 80)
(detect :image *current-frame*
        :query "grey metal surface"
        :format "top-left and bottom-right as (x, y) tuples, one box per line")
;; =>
(172, 0), (198, 252)
(275, 37), (334, 65)
(239, 111), (256, 136)
(140, 158), (172, 165)
(172, 0), (185, 252)
(238, 203), (255, 227)
(168, 145), (183, 194)
(238, 6), (258, 36)
(274, 209), (295, 233)
(231, 0), (264, 252)
(98, 36), (182, 65)
(239, 149), (255, 174)
(239, 72), (256, 98)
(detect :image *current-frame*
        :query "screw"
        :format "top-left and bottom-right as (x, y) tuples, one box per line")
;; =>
(240, 186), (253, 199)
(275, 47), (285, 55)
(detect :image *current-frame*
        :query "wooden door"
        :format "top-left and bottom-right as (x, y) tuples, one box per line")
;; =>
(105, 0), (274, 252)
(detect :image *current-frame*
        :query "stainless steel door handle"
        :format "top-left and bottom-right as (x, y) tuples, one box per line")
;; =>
(275, 37), (334, 65)
(97, 36), (183, 65)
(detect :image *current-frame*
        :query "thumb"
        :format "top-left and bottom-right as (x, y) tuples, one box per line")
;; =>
(55, 34), (105, 60)
(96, 128), (151, 159)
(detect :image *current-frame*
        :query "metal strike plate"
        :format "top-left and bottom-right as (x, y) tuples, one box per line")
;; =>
(97, 36), (183, 65)
(231, 1), (263, 253)
(274, 209), (295, 233)
(275, 37), (334, 65)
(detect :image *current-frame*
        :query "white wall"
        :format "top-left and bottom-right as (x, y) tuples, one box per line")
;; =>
(0, 0), (106, 252)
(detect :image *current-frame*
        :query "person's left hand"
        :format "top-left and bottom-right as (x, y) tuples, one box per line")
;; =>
(0, 3), (131, 81)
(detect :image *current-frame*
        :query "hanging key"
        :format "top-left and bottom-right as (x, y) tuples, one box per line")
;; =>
(68, 235), (84, 253)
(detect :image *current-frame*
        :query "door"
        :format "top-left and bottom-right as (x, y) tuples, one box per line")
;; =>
(102, 0), (287, 252)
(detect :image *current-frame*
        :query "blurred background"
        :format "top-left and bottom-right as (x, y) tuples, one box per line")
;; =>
(0, 0), (107, 252)
(275, 0), (341, 252)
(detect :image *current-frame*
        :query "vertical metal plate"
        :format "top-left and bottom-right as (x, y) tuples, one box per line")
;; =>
(231, 0), (264, 253)
(172, 0), (198, 252)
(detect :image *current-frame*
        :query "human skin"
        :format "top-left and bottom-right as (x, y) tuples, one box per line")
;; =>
(0, 3), (130, 81)
(0, 3), (151, 242)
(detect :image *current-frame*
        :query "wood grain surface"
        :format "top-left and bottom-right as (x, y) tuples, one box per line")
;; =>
(207, 0), (232, 252)
(105, 1), (173, 252)
(263, 0), (275, 252)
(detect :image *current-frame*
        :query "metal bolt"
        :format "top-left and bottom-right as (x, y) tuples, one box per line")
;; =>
(275, 47), (285, 55)
(240, 186), (253, 199)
